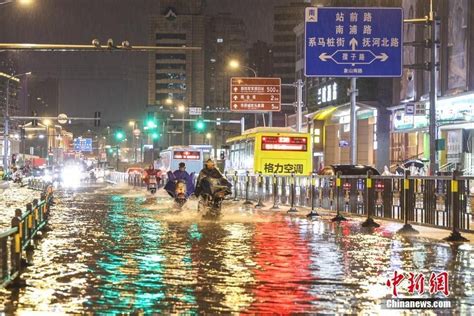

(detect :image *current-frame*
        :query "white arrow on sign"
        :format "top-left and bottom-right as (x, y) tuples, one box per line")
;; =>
(233, 95), (238, 100)
(376, 53), (389, 62)
(349, 38), (358, 51)
(233, 87), (238, 92)
(233, 104), (238, 109)
(319, 52), (331, 61)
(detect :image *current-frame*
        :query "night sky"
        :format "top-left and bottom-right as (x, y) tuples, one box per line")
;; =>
(0, 0), (292, 128)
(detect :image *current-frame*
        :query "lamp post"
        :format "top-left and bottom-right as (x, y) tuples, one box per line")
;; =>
(178, 104), (186, 145)
(228, 59), (267, 127)
(3, 72), (31, 170)
(228, 59), (257, 77)
(0, 0), (33, 6)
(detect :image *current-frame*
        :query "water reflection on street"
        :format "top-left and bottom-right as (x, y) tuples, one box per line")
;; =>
(1, 184), (473, 314)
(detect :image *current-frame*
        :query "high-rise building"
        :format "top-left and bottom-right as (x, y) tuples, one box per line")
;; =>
(248, 40), (273, 78)
(148, 1), (206, 108)
(27, 78), (60, 117)
(205, 13), (247, 109)
(273, 2), (309, 106)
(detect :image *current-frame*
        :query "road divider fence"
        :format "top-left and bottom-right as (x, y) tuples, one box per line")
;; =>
(106, 170), (472, 241)
(1, 183), (54, 288)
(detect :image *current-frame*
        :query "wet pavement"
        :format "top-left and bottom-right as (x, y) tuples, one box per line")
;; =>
(0, 183), (473, 314)
(0, 183), (40, 230)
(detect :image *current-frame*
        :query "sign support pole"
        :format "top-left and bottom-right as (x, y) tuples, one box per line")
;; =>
(349, 77), (358, 165)
(429, 4), (439, 175)
(269, 112), (272, 127)
(296, 79), (304, 132)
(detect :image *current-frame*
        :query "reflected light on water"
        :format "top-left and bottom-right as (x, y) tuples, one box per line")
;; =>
(1, 186), (472, 314)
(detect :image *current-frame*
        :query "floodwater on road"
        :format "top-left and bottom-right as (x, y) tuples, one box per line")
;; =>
(0, 184), (473, 314)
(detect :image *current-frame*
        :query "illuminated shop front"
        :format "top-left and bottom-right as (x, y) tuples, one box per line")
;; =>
(309, 103), (378, 169)
(389, 92), (474, 171)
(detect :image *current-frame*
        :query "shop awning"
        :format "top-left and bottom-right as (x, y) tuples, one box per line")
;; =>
(312, 106), (338, 120)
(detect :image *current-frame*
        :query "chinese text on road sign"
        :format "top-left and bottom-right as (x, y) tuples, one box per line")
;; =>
(230, 77), (281, 112)
(74, 138), (92, 152)
(305, 7), (403, 77)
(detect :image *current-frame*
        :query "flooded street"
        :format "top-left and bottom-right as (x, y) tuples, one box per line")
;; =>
(1, 183), (473, 314)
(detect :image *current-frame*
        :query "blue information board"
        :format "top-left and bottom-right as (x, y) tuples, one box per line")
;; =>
(73, 138), (93, 152)
(305, 7), (403, 77)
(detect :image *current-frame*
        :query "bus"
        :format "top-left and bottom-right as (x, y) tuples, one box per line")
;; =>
(159, 146), (204, 175)
(226, 127), (312, 176)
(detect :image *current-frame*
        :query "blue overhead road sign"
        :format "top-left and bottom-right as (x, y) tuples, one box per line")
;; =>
(73, 138), (93, 152)
(305, 7), (403, 77)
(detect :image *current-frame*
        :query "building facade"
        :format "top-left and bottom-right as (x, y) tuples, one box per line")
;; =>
(389, 0), (474, 173)
(248, 40), (274, 78)
(148, 2), (206, 109)
(205, 13), (247, 109)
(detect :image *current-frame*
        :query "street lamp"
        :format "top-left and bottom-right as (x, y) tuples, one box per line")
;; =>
(3, 71), (31, 170)
(228, 59), (257, 77)
(176, 104), (186, 145)
(228, 59), (263, 128)
(0, 0), (33, 6)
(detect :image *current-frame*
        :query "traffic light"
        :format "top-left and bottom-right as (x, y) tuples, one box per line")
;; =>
(115, 130), (125, 141)
(146, 118), (158, 129)
(94, 111), (101, 127)
(151, 132), (159, 140)
(32, 111), (38, 127)
(195, 119), (205, 132)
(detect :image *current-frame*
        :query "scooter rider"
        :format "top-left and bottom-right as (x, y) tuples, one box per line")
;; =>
(195, 159), (230, 197)
(165, 162), (195, 198)
(173, 162), (190, 181)
(143, 164), (160, 185)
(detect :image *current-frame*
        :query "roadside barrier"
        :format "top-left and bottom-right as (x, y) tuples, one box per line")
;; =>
(106, 170), (472, 241)
(1, 184), (54, 288)
(224, 172), (473, 242)
(27, 178), (49, 191)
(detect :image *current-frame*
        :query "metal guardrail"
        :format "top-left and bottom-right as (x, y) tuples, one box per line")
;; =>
(27, 178), (50, 191)
(1, 184), (54, 288)
(106, 170), (472, 241)
(107, 172), (165, 188)
(224, 170), (472, 242)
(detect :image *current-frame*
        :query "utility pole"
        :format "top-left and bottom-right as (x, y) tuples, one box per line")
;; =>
(3, 72), (31, 170)
(428, 3), (439, 175)
(282, 80), (305, 133)
(3, 81), (10, 169)
(349, 78), (358, 165)
(404, 0), (439, 174)
(296, 79), (304, 132)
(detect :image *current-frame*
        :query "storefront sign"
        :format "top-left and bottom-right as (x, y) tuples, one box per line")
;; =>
(447, 130), (462, 163)
(393, 93), (474, 132)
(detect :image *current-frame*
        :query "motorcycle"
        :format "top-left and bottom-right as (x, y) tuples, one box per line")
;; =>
(197, 177), (232, 218)
(147, 175), (158, 194)
(164, 171), (195, 208)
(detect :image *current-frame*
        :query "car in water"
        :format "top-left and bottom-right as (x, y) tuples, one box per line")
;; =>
(318, 164), (380, 176)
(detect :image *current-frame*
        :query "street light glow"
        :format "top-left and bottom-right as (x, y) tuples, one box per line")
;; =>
(228, 59), (240, 69)
(18, 0), (33, 5)
(178, 105), (185, 113)
(43, 119), (52, 126)
(165, 98), (173, 105)
(206, 133), (212, 139)
(128, 120), (135, 127)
